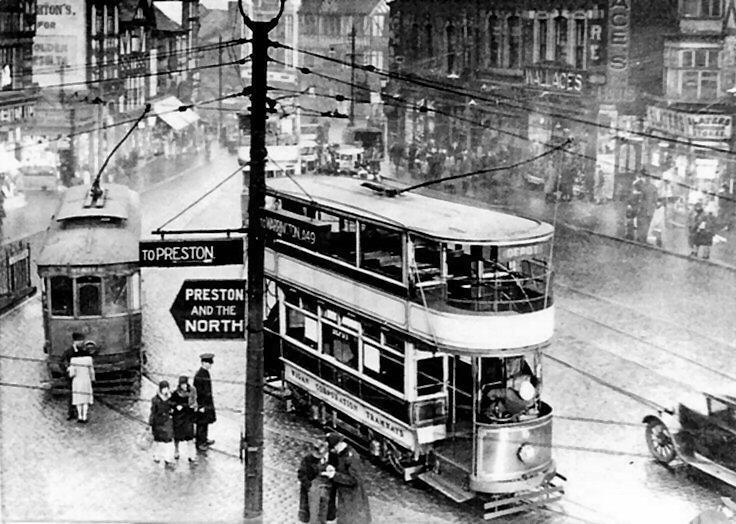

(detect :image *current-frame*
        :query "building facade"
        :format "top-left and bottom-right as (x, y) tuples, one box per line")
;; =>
(387, 0), (676, 199)
(0, 0), (38, 174)
(298, 0), (389, 124)
(644, 0), (736, 207)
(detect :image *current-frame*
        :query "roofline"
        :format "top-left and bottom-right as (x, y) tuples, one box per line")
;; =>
(265, 186), (554, 245)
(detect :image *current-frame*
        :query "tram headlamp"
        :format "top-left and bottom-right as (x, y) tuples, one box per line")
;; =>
(517, 443), (537, 464)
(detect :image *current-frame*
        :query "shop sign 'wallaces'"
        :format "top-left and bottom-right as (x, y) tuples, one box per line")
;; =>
(170, 280), (247, 339)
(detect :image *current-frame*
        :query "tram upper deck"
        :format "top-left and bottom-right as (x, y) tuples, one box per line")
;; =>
(37, 184), (141, 271)
(264, 176), (555, 354)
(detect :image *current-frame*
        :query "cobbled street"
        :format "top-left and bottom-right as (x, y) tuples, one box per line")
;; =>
(2, 150), (735, 523)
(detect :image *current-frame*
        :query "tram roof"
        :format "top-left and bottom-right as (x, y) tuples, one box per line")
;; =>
(37, 184), (141, 267)
(266, 176), (553, 243)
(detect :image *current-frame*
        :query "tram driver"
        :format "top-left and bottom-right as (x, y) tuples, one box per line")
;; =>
(480, 357), (539, 422)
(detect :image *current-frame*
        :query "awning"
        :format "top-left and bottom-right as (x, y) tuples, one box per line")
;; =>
(152, 96), (200, 132)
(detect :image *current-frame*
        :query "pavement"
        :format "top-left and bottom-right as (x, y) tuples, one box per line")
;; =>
(385, 162), (736, 271)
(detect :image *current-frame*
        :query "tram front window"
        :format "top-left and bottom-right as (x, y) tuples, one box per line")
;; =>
(445, 241), (552, 313)
(77, 276), (102, 317)
(479, 355), (540, 423)
(104, 275), (128, 315)
(49, 276), (73, 316)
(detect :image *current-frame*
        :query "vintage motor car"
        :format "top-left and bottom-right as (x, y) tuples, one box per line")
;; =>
(644, 391), (736, 486)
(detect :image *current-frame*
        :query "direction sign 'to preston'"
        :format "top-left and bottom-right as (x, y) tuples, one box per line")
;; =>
(139, 238), (244, 267)
(170, 279), (247, 340)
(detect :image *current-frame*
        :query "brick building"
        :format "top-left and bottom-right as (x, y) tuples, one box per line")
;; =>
(386, 0), (677, 199)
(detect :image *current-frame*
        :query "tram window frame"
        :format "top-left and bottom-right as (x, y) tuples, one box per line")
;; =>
(359, 222), (404, 281)
(129, 273), (140, 310)
(77, 276), (102, 317)
(361, 339), (405, 394)
(409, 236), (443, 284)
(104, 274), (129, 315)
(321, 323), (359, 371)
(416, 354), (445, 398)
(284, 303), (319, 350)
(317, 209), (358, 266)
(49, 275), (74, 317)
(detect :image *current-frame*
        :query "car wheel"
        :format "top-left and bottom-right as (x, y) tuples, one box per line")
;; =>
(646, 419), (677, 464)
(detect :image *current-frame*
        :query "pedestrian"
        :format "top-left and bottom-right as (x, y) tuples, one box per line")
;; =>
(298, 440), (331, 524)
(171, 375), (198, 464)
(193, 353), (217, 451)
(625, 191), (642, 241)
(543, 162), (558, 203)
(67, 344), (95, 423)
(647, 199), (666, 248)
(717, 182), (734, 231)
(688, 201), (716, 258)
(60, 332), (86, 420)
(322, 433), (371, 524)
(149, 380), (175, 466)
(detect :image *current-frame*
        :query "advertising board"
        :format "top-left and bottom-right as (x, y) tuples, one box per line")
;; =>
(33, 0), (86, 88)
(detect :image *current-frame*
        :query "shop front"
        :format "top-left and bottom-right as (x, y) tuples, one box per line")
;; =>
(645, 105), (733, 208)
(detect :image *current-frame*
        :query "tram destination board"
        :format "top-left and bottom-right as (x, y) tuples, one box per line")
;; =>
(139, 238), (243, 267)
(170, 279), (246, 339)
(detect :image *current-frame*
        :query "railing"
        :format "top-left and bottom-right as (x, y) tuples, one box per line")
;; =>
(412, 276), (552, 314)
(0, 240), (36, 314)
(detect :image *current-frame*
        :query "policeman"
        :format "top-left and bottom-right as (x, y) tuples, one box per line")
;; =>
(193, 353), (217, 451)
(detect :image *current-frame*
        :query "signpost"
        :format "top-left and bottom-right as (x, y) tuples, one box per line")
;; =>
(139, 238), (244, 267)
(169, 279), (247, 340)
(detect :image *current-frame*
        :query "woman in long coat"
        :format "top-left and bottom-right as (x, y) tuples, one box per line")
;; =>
(325, 433), (371, 524)
(68, 351), (95, 423)
(149, 380), (175, 466)
(170, 376), (198, 463)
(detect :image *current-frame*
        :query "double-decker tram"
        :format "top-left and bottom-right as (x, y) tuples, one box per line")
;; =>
(37, 183), (142, 393)
(262, 175), (563, 517)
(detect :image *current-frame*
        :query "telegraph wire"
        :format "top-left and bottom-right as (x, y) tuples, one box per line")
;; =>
(275, 42), (736, 158)
(30, 37), (252, 78)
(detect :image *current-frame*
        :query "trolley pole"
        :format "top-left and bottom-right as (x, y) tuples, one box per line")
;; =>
(350, 24), (356, 125)
(239, 0), (283, 519)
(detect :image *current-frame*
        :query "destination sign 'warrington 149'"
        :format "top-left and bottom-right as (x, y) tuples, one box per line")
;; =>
(261, 208), (331, 249)
(139, 238), (244, 267)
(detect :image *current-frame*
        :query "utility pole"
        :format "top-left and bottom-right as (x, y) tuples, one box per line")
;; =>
(238, 0), (284, 521)
(218, 35), (224, 143)
(350, 24), (356, 126)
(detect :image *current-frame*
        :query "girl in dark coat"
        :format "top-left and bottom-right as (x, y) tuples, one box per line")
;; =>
(170, 376), (198, 464)
(149, 380), (174, 466)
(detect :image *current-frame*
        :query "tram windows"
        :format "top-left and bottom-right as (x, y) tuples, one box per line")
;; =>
(285, 305), (318, 349)
(362, 342), (404, 393)
(479, 355), (539, 422)
(77, 276), (102, 317)
(322, 325), (359, 370)
(410, 237), (442, 282)
(104, 275), (128, 315)
(49, 276), (73, 317)
(417, 356), (445, 397)
(359, 223), (403, 281)
(319, 210), (357, 265)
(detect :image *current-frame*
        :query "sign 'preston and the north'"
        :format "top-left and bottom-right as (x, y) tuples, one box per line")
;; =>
(170, 279), (247, 339)
(139, 238), (244, 267)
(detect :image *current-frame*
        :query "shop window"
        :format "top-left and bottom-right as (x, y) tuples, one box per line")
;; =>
(77, 276), (102, 316)
(285, 305), (318, 349)
(363, 342), (404, 393)
(682, 70), (699, 98)
(701, 71), (718, 98)
(49, 276), (73, 317)
(417, 356), (444, 397)
(104, 275), (128, 315)
(322, 324), (358, 370)
(508, 16), (521, 69)
(487, 15), (501, 67)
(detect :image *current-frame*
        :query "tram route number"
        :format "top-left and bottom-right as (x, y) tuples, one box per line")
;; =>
(170, 279), (246, 340)
(139, 238), (244, 267)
